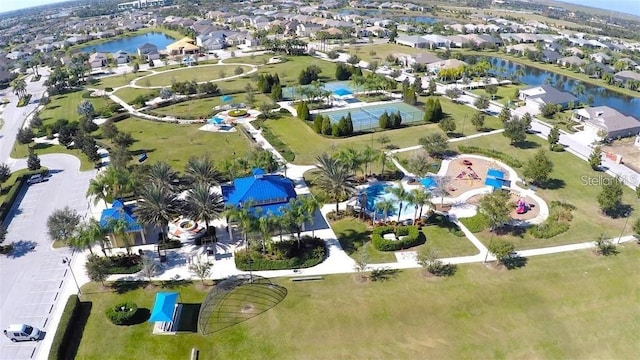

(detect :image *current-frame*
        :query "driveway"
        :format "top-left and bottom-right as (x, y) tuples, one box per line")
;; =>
(0, 152), (94, 360)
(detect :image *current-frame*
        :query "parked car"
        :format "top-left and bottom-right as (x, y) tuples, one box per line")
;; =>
(3, 324), (42, 342)
(26, 174), (45, 184)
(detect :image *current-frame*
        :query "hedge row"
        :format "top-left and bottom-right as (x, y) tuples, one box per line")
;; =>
(459, 213), (490, 233)
(457, 145), (522, 168)
(48, 295), (80, 360)
(235, 237), (325, 270)
(372, 225), (424, 251)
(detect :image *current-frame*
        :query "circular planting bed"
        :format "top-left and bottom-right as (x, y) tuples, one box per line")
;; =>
(179, 219), (197, 231)
(228, 109), (248, 117)
(105, 302), (139, 325)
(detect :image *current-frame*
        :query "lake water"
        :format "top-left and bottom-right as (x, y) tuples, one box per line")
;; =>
(79, 32), (177, 54)
(481, 57), (640, 119)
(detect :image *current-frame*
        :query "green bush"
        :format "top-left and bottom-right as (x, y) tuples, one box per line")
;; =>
(372, 226), (424, 251)
(235, 236), (325, 270)
(460, 213), (490, 233)
(0, 169), (46, 223)
(158, 239), (182, 250)
(105, 302), (138, 325)
(16, 94), (32, 107)
(87, 254), (142, 274)
(48, 295), (80, 360)
(527, 201), (574, 238)
(457, 145), (522, 168)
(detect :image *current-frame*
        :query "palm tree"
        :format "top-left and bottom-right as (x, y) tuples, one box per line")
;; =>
(146, 161), (179, 193)
(11, 78), (26, 100)
(257, 212), (277, 253)
(185, 182), (224, 246)
(105, 216), (131, 254)
(361, 145), (378, 177)
(134, 183), (181, 249)
(375, 199), (394, 224)
(335, 148), (363, 176)
(184, 155), (221, 186)
(408, 188), (433, 221)
(280, 198), (310, 248)
(71, 220), (106, 255)
(101, 166), (137, 200)
(301, 196), (320, 238)
(315, 153), (356, 214)
(226, 201), (257, 249)
(86, 177), (109, 207)
(387, 183), (409, 223)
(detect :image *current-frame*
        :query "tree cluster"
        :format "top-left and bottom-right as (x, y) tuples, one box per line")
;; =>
(378, 111), (403, 130)
(298, 65), (322, 85)
(312, 114), (353, 137)
(257, 73), (281, 94)
(171, 80), (219, 95)
(423, 98), (444, 123)
(335, 63), (360, 81)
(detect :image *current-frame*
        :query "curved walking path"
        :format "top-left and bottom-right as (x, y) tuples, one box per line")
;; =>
(129, 62), (258, 89)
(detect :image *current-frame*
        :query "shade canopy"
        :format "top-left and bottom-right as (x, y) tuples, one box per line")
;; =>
(333, 88), (353, 96)
(221, 95), (233, 102)
(149, 292), (179, 322)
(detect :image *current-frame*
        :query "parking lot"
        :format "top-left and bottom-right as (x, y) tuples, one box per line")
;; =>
(0, 157), (94, 359)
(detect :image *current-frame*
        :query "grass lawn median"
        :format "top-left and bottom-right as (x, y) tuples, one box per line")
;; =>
(113, 87), (158, 105)
(110, 117), (252, 170)
(139, 65), (253, 87)
(455, 133), (637, 249)
(261, 97), (502, 165)
(12, 143), (95, 171)
(73, 246), (640, 359)
(470, 84), (525, 105)
(331, 217), (397, 263)
(222, 54), (273, 65)
(343, 43), (425, 63)
(39, 90), (116, 126)
(150, 94), (274, 119)
(93, 71), (149, 90)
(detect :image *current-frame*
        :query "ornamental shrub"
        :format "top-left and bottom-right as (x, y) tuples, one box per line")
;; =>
(105, 302), (138, 325)
(372, 225), (424, 251)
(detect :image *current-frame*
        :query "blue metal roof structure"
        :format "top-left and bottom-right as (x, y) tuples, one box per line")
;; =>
(222, 169), (297, 216)
(487, 168), (505, 179)
(99, 199), (142, 232)
(484, 178), (504, 189)
(148, 292), (179, 323)
(333, 88), (353, 96)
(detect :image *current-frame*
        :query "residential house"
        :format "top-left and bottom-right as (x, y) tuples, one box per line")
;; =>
(296, 23), (323, 37)
(542, 50), (561, 63)
(88, 52), (108, 68)
(427, 59), (468, 73)
(137, 43), (160, 60)
(614, 70), (640, 83)
(447, 35), (472, 48)
(411, 52), (443, 66)
(573, 106), (640, 141)
(505, 43), (537, 55)
(166, 37), (199, 55)
(112, 50), (131, 64)
(558, 56), (587, 68)
(565, 47), (584, 57)
(519, 84), (578, 109)
(396, 34), (428, 48)
(589, 52), (611, 64)
(421, 34), (451, 49)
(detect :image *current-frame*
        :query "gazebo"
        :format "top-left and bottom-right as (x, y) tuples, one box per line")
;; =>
(149, 292), (181, 334)
(221, 168), (297, 217)
(99, 199), (147, 246)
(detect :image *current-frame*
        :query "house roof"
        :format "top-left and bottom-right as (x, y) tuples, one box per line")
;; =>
(138, 42), (158, 50)
(166, 37), (198, 51)
(221, 169), (297, 216)
(580, 106), (640, 133)
(521, 84), (578, 105)
(615, 70), (640, 81)
(413, 52), (442, 65)
(99, 200), (142, 232)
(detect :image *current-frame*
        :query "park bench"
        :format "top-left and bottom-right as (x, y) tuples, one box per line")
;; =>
(291, 276), (324, 282)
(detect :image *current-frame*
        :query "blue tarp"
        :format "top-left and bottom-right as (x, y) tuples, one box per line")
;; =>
(487, 168), (505, 179)
(149, 292), (179, 322)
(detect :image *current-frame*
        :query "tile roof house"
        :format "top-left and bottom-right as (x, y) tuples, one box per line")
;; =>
(558, 56), (587, 68)
(519, 84), (578, 109)
(222, 169), (297, 217)
(573, 106), (640, 141)
(614, 70), (640, 83)
(112, 50), (131, 64)
(396, 34), (428, 48)
(137, 43), (160, 60)
(88, 52), (108, 68)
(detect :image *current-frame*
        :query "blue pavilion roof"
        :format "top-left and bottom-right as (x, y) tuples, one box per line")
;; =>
(99, 199), (142, 232)
(222, 169), (297, 213)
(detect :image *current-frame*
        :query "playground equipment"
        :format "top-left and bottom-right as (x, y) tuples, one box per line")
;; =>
(516, 198), (528, 214)
(455, 166), (481, 186)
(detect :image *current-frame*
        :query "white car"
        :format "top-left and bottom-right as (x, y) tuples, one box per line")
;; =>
(3, 324), (42, 342)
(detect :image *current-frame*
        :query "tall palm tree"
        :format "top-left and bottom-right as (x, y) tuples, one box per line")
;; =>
(375, 199), (394, 224)
(301, 196), (320, 238)
(101, 166), (137, 200)
(361, 145), (378, 177)
(134, 183), (181, 248)
(335, 148), (363, 176)
(146, 161), (179, 193)
(11, 78), (26, 100)
(315, 153), (356, 214)
(105, 216), (131, 254)
(86, 177), (109, 207)
(408, 188), (433, 221)
(184, 182), (224, 246)
(71, 220), (106, 255)
(184, 155), (221, 186)
(257, 212), (277, 253)
(280, 198), (310, 248)
(387, 183), (409, 223)
(226, 201), (257, 249)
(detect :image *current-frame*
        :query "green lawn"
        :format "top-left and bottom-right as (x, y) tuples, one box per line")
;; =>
(12, 142), (95, 171)
(455, 133), (637, 249)
(73, 246), (640, 359)
(261, 97), (502, 165)
(344, 43), (425, 63)
(150, 94), (274, 119)
(0, 169), (33, 204)
(222, 54), (273, 65)
(39, 90), (115, 126)
(111, 117), (252, 170)
(113, 87), (158, 105)
(93, 71), (149, 90)
(421, 224), (479, 257)
(470, 84), (525, 105)
(331, 217), (397, 263)
(139, 65), (253, 87)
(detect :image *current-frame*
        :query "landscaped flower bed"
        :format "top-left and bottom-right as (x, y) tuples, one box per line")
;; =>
(228, 109), (248, 117)
(372, 225), (425, 251)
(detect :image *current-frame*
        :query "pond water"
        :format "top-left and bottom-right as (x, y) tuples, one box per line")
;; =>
(397, 16), (438, 24)
(479, 56), (640, 119)
(79, 32), (177, 54)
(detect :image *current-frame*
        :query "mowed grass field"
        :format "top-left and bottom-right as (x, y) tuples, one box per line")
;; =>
(109, 117), (252, 170)
(343, 43), (425, 63)
(39, 90), (115, 126)
(262, 96), (502, 165)
(93, 71), (149, 90)
(455, 133), (638, 248)
(138, 64), (253, 87)
(151, 94), (274, 118)
(73, 246), (640, 359)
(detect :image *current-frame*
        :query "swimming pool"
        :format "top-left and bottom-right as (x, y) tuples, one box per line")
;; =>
(282, 81), (359, 100)
(319, 102), (424, 132)
(359, 183), (416, 220)
(421, 176), (437, 189)
(208, 117), (224, 124)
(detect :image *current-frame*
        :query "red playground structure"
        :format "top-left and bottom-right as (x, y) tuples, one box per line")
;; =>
(516, 198), (528, 214)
